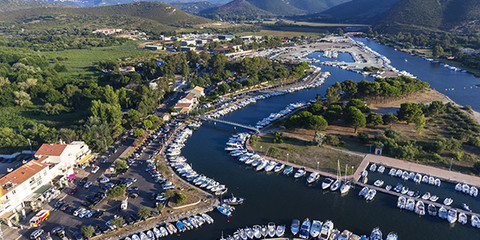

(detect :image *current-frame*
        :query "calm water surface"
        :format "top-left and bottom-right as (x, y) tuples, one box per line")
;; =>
(162, 40), (480, 239)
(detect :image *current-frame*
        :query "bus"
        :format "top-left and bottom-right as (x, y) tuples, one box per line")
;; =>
(30, 210), (49, 227)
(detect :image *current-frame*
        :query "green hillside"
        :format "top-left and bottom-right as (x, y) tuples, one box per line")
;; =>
(0, 0), (69, 12)
(202, 0), (273, 20)
(245, 0), (305, 16)
(319, 0), (401, 24)
(171, 1), (218, 15)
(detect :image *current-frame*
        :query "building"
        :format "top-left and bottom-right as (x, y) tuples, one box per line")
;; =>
(92, 28), (122, 35)
(173, 87), (205, 114)
(119, 66), (136, 72)
(218, 35), (235, 41)
(0, 142), (91, 226)
(144, 45), (163, 51)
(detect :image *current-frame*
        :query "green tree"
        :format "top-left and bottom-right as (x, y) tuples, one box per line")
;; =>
(397, 102), (422, 124)
(344, 107), (366, 133)
(367, 112), (384, 127)
(325, 86), (340, 105)
(433, 45), (444, 58)
(347, 99), (369, 113)
(81, 225), (95, 238)
(143, 120), (153, 130)
(428, 101), (445, 116)
(382, 113), (398, 126)
(110, 217), (125, 229)
(114, 159), (128, 172)
(307, 115), (328, 133)
(126, 109), (142, 129)
(414, 114), (426, 133)
(133, 128), (145, 137)
(174, 192), (187, 204)
(107, 185), (126, 199)
(138, 207), (151, 220)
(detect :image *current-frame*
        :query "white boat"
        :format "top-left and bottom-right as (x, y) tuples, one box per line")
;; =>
(458, 212), (468, 224)
(370, 227), (382, 240)
(306, 172), (320, 184)
(429, 195), (439, 202)
(310, 220), (322, 238)
(395, 169), (403, 177)
(397, 196), (406, 209)
(359, 186), (369, 197)
(386, 232), (398, 240)
(267, 222), (276, 238)
(470, 186), (478, 197)
(373, 180), (384, 187)
(291, 219), (300, 235)
(438, 207), (448, 219)
(415, 201), (425, 215)
(422, 175), (429, 183)
(443, 198), (453, 206)
(389, 168), (396, 176)
(256, 160), (268, 171)
(330, 179), (341, 191)
(369, 163), (377, 172)
(377, 165), (385, 173)
(365, 189), (376, 201)
(294, 168), (306, 178)
(428, 176), (435, 185)
(340, 181), (352, 194)
(322, 178), (334, 190)
(385, 185), (392, 191)
(276, 225), (285, 237)
(201, 213), (214, 224)
(318, 220), (333, 240)
(427, 204), (437, 216)
(401, 171), (409, 180)
(298, 218), (311, 239)
(462, 184), (470, 194)
(273, 163), (285, 173)
(283, 166), (294, 175)
(447, 209), (457, 224)
(406, 198), (415, 211)
(253, 225), (262, 239)
(264, 161), (276, 172)
(414, 173), (422, 183)
(471, 215), (480, 228)
(455, 183), (463, 191)
(361, 170), (368, 177)
(435, 178), (441, 186)
(462, 203), (472, 212)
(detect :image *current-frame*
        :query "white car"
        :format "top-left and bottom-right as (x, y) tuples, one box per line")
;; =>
(73, 208), (85, 217)
(83, 181), (92, 189)
(91, 166), (100, 174)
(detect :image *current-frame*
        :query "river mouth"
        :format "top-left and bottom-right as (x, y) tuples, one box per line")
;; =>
(162, 39), (479, 240)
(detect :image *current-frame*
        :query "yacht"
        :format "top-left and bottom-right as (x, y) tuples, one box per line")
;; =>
(370, 227), (382, 240)
(340, 181), (352, 194)
(458, 212), (468, 225)
(447, 209), (457, 224)
(369, 163), (377, 172)
(337, 230), (352, 240)
(406, 198), (415, 211)
(267, 222), (276, 238)
(427, 204), (437, 216)
(322, 178), (334, 190)
(256, 160), (268, 171)
(421, 192), (431, 200)
(415, 201), (425, 215)
(389, 168), (397, 176)
(438, 206), (448, 219)
(298, 218), (311, 239)
(273, 163), (285, 173)
(222, 194), (245, 205)
(359, 186), (369, 197)
(310, 220), (322, 238)
(386, 232), (398, 240)
(361, 170), (368, 178)
(373, 180), (384, 187)
(365, 189), (376, 201)
(307, 172), (320, 184)
(397, 196), (406, 209)
(318, 220), (333, 240)
(377, 165), (385, 173)
(291, 219), (300, 235)
(330, 179), (341, 191)
(294, 168), (306, 178)
(276, 225), (285, 237)
(443, 198), (453, 206)
(131, 235), (140, 240)
(462, 203), (472, 212)
(283, 166), (294, 175)
(471, 215), (480, 228)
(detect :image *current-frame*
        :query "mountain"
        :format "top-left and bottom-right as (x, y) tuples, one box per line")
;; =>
(202, 0), (273, 20)
(318, 0), (401, 24)
(0, 0), (68, 12)
(377, 0), (480, 32)
(0, 1), (209, 26)
(171, 1), (218, 14)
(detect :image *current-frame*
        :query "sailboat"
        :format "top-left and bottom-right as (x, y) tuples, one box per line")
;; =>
(340, 164), (352, 194)
(330, 160), (342, 191)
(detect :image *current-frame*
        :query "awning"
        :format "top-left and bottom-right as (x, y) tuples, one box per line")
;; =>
(67, 174), (76, 180)
(77, 154), (92, 165)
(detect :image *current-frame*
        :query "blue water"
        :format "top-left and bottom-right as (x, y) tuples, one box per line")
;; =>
(160, 39), (480, 240)
(311, 51), (355, 63)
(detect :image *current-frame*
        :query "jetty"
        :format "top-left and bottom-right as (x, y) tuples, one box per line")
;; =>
(200, 116), (260, 133)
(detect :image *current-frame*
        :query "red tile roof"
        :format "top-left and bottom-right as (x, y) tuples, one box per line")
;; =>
(174, 103), (192, 108)
(0, 157), (48, 195)
(35, 144), (67, 157)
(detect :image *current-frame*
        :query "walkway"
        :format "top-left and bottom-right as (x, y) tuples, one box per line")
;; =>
(200, 116), (259, 132)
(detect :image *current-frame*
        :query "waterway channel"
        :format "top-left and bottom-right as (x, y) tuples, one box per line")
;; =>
(163, 39), (479, 239)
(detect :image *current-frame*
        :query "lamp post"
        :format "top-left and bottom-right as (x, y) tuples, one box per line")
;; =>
(317, 161), (319, 171)
(286, 153), (289, 163)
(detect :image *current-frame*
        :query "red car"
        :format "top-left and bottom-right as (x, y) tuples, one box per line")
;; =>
(69, 187), (78, 195)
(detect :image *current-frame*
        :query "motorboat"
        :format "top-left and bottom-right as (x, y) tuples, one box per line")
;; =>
(429, 195), (439, 202)
(294, 168), (306, 178)
(462, 184), (470, 194)
(470, 186), (478, 197)
(386, 232), (398, 240)
(365, 189), (376, 201)
(238, 228), (247, 240)
(447, 209), (457, 224)
(370, 227), (382, 240)
(428, 204), (437, 216)
(264, 161), (276, 172)
(298, 218), (311, 239)
(385, 185), (392, 191)
(414, 173), (422, 183)
(201, 213), (214, 224)
(253, 225), (262, 239)
(409, 172), (415, 180)
(422, 175), (429, 183)
(421, 192), (431, 200)
(307, 172), (320, 184)
(176, 221), (185, 232)
(435, 178), (441, 186)
(458, 212), (468, 225)
(283, 166), (294, 175)
(373, 180), (384, 187)
(310, 220), (322, 238)
(318, 220), (333, 240)
(276, 225), (285, 237)
(428, 176), (435, 185)
(131, 235), (140, 240)
(369, 163), (377, 172)
(389, 168), (396, 176)
(274, 163), (285, 173)
(397, 196), (406, 209)
(443, 198), (453, 206)
(261, 225), (268, 238)
(455, 183), (462, 191)
(330, 179), (341, 191)
(406, 198), (415, 211)
(291, 219), (300, 235)
(217, 204), (233, 216)
(322, 178), (334, 190)
(415, 201), (425, 215)
(377, 165), (385, 173)
(472, 215), (480, 228)
(256, 160), (268, 171)
(340, 181), (352, 194)
(438, 206), (448, 219)
(337, 230), (352, 240)
(359, 186), (369, 197)
(401, 171), (409, 180)
(395, 169), (403, 177)
(361, 170), (368, 178)
(145, 230), (154, 240)
(462, 203), (472, 212)
(222, 194), (245, 205)
(246, 227), (254, 239)
(393, 183), (402, 193)
(267, 222), (276, 238)
(401, 186), (409, 195)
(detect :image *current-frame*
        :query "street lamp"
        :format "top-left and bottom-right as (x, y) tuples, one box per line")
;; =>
(317, 161), (319, 170)
(286, 153), (289, 163)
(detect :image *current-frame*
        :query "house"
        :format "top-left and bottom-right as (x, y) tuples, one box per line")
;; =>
(92, 28), (122, 35)
(187, 86), (205, 98)
(218, 35), (235, 41)
(144, 45), (163, 51)
(0, 141), (91, 226)
(119, 66), (136, 72)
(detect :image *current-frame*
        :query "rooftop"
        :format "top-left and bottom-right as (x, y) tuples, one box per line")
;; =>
(35, 144), (68, 157)
(0, 157), (49, 195)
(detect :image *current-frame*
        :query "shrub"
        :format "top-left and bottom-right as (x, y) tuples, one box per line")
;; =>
(138, 207), (151, 220)
(111, 217), (125, 229)
(107, 185), (126, 199)
(81, 225), (95, 238)
(357, 132), (370, 144)
(174, 192), (187, 204)
(324, 135), (341, 146)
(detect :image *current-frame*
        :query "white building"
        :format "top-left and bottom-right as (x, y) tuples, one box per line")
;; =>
(0, 141), (91, 225)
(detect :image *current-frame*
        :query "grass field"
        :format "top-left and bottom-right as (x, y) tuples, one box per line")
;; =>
(40, 41), (154, 78)
(262, 19), (370, 27)
(252, 133), (363, 175)
(237, 29), (323, 38)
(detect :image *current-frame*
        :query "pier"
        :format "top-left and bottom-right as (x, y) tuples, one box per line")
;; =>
(200, 116), (260, 133)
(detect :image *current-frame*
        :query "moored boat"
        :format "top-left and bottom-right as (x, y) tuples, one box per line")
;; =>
(428, 204), (437, 216)
(291, 219), (300, 235)
(310, 220), (322, 238)
(318, 220), (333, 240)
(370, 227), (382, 240)
(386, 232), (398, 240)
(298, 218), (311, 239)
(322, 178), (334, 190)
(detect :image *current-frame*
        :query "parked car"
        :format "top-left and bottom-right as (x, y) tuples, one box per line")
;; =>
(91, 166), (100, 174)
(73, 231), (84, 240)
(98, 177), (110, 184)
(54, 199), (64, 209)
(83, 181), (92, 189)
(69, 187), (78, 195)
(79, 177), (88, 186)
(30, 229), (44, 240)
